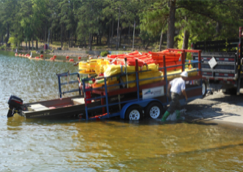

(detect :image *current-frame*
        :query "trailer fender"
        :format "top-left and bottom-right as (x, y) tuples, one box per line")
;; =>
(120, 99), (163, 119)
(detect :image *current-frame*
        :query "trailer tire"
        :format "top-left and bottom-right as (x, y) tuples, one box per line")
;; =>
(202, 80), (207, 98)
(125, 105), (142, 121)
(145, 102), (163, 119)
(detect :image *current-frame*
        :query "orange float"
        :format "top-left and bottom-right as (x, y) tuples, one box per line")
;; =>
(159, 61), (182, 71)
(107, 50), (183, 71)
(107, 54), (126, 58)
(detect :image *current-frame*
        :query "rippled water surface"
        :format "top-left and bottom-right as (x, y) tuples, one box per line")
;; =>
(1, 51), (243, 172)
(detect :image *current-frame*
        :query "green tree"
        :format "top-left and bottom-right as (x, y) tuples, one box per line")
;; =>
(140, 1), (169, 50)
(102, 0), (143, 50)
(0, 0), (19, 45)
(76, 0), (103, 51)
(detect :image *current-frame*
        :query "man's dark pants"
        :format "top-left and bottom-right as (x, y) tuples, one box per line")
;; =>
(167, 92), (180, 114)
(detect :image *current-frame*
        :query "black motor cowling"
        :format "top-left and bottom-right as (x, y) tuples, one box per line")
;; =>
(7, 95), (25, 117)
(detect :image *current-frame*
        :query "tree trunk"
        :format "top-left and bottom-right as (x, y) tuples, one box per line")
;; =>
(25, 41), (27, 50)
(74, 34), (77, 45)
(145, 41), (150, 50)
(112, 18), (114, 38)
(107, 23), (110, 47)
(61, 25), (63, 48)
(45, 25), (47, 42)
(182, 30), (189, 50)
(6, 23), (10, 46)
(159, 29), (164, 51)
(32, 39), (34, 50)
(89, 33), (92, 51)
(36, 40), (38, 50)
(116, 6), (120, 50)
(119, 26), (122, 47)
(69, 31), (71, 48)
(51, 30), (53, 44)
(182, 29), (190, 58)
(132, 20), (136, 51)
(216, 22), (221, 38)
(167, 0), (176, 48)
(99, 34), (102, 45)
(28, 41), (30, 50)
(128, 25), (130, 39)
(84, 36), (86, 47)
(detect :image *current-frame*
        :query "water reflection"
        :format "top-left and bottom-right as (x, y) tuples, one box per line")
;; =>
(67, 120), (243, 171)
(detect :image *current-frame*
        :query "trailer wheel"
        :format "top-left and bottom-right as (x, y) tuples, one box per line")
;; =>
(145, 102), (163, 119)
(125, 105), (142, 121)
(202, 80), (207, 97)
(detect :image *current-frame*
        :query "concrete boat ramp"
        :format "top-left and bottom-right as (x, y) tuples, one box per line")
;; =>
(185, 90), (243, 126)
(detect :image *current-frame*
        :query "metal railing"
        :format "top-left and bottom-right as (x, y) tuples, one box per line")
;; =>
(81, 49), (202, 120)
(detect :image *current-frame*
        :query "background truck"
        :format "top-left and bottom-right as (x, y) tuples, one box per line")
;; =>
(192, 27), (243, 95)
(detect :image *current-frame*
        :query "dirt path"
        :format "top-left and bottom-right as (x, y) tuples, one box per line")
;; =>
(185, 90), (243, 125)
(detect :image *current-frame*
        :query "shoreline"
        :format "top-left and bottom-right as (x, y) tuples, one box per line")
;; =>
(184, 90), (243, 128)
(0, 50), (90, 63)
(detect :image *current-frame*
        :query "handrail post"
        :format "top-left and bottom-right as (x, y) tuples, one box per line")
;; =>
(57, 75), (62, 98)
(104, 77), (110, 118)
(77, 73), (81, 96)
(163, 55), (168, 103)
(82, 79), (88, 120)
(198, 50), (202, 78)
(181, 51), (185, 71)
(125, 57), (128, 88)
(135, 59), (139, 101)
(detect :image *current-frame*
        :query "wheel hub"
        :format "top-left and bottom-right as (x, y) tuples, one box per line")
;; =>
(149, 106), (160, 119)
(129, 110), (140, 120)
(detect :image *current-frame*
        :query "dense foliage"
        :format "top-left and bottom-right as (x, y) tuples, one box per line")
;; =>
(0, 0), (242, 51)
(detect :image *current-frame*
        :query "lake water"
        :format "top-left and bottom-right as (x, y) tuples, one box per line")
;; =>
(1, 51), (243, 172)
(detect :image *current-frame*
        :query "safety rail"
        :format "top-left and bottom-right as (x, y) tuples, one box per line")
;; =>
(57, 71), (81, 98)
(81, 49), (202, 120)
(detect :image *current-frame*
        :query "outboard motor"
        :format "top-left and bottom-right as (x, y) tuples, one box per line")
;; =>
(7, 95), (25, 117)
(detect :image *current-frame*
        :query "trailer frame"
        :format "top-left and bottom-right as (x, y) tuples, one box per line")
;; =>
(73, 49), (204, 120)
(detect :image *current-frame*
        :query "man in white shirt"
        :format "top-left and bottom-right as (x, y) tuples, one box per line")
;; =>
(161, 71), (188, 121)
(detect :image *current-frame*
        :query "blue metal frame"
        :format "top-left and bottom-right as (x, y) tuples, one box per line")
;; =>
(119, 99), (164, 119)
(80, 65), (168, 120)
(80, 57), (202, 120)
(55, 50), (202, 120)
(56, 71), (81, 98)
